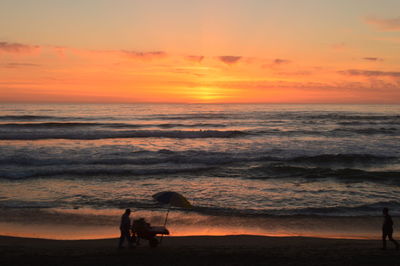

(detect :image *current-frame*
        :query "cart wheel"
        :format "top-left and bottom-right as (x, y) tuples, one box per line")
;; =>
(149, 238), (158, 248)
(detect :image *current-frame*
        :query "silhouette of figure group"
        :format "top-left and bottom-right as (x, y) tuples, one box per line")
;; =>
(118, 207), (400, 250)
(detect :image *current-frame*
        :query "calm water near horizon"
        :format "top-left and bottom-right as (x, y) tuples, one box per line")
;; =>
(0, 103), (399, 239)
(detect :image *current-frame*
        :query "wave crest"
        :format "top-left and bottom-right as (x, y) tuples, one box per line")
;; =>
(0, 129), (248, 140)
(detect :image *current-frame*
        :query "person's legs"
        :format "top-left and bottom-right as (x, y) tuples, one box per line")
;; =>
(382, 232), (388, 250)
(387, 232), (399, 250)
(118, 229), (127, 248)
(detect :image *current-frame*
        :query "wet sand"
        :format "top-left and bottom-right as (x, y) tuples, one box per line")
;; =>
(1, 235), (399, 266)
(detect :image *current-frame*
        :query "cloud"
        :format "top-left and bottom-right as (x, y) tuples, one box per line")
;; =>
(0, 41), (170, 63)
(217, 56), (242, 65)
(339, 69), (400, 78)
(0, 63), (40, 68)
(365, 16), (400, 31)
(362, 57), (383, 61)
(184, 55), (204, 63)
(170, 67), (205, 77)
(275, 71), (312, 76)
(217, 79), (400, 95)
(120, 50), (167, 60)
(218, 80), (335, 90)
(273, 58), (291, 65)
(0, 42), (40, 54)
(67, 48), (168, 62)
(261, 58), (291, 69)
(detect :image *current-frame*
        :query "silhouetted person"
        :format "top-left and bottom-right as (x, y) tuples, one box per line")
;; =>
(382, 207), (399, 250)
(118, 208), (133, 249)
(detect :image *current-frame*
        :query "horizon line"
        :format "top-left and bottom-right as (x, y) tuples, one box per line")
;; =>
(1, 101), (399, 105)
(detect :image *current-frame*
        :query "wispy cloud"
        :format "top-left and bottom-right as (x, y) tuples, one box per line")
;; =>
(0, 42), (40, 54)
(218, 80), (333, 90)
(218, 56), (242, 65)
(120, 50), (167, 60)
(0, 63), (40, 68)
(0, 41), (171, 64)
(362, 57), (383, 61)
(261, 58), (291, 69)
(339, 69), (400, 78)
(217, 79), (400, 93)
(273, 58), (291, 65)
(184, 55), (204, 63)
(365, 16), (400, 31)
(275, 71), (312, 76)
(169, 67), (206, 77)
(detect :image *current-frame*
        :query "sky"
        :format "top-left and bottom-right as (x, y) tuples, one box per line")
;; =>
(0, 0), (400, 103)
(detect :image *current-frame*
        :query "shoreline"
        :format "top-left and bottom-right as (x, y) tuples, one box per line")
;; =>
(0, 208), (390, 241)
(0, 231), (379, 241)
(1, 235), (399, 266)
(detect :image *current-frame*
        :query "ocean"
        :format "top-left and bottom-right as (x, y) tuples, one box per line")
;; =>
(0, 103), (399, 239)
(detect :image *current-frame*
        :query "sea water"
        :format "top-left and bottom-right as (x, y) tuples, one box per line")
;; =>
(0, 103), (399, 239)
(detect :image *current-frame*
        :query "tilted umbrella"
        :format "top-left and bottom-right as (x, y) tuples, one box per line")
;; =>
(152, 191), (192, 226)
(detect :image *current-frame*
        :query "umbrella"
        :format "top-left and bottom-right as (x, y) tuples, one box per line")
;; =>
(152, 191), (192, 226)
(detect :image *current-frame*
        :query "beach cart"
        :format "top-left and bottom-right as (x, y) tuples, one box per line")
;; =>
(132, 218), (169, 248)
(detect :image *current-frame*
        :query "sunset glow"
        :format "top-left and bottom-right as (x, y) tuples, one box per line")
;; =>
(1, 0), (399, 103)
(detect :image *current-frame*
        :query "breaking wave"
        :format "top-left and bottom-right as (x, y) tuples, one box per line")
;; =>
(288, 154), (396, 164)
(0, 165), (217, 179)
(249, 164), (400, 182)
(0, 129), (248, 140)
(1, 199), (398, 217)
(0, 122), (227, 129)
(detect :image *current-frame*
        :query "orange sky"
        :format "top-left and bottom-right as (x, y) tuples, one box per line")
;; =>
(0, 0), (399, 103)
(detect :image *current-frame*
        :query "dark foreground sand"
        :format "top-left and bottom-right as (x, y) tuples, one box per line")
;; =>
(0, 235), (399, 266)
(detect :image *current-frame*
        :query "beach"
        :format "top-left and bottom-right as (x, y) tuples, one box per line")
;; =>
(1, 235), (399, 266)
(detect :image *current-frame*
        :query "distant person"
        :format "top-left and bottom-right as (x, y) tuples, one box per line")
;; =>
(118, 208), (133, 249)
(382, 207), (399, 250)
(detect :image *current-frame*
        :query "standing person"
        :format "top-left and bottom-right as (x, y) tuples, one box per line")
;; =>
(118, 208), (133, 249)
(382, 207), (399, 250)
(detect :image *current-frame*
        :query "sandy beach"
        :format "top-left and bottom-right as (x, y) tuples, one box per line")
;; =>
(0, 235), (399, 266)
